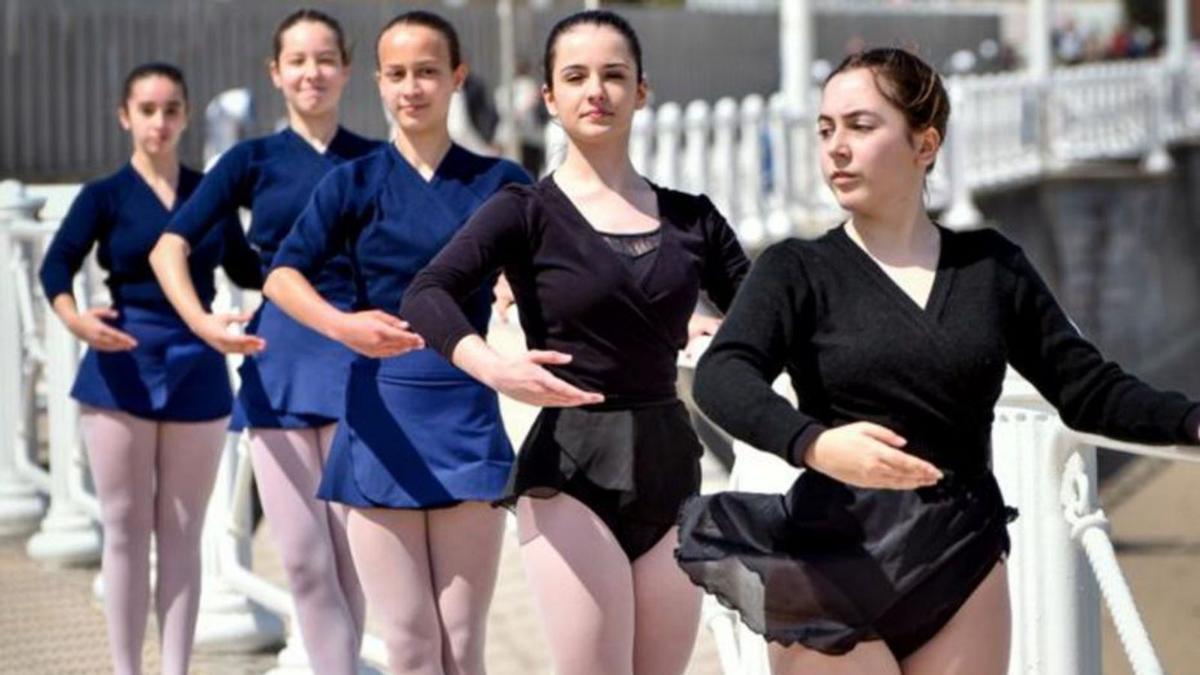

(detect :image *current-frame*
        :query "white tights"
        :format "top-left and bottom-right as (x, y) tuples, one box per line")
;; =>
(516, 493), (703, 675)
(80, 406), (227, 675)
(347, 502), (506, 675)
(249, 426), (364, 675)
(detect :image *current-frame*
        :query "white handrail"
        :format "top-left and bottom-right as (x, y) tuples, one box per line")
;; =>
(575, 54), (1200, 241)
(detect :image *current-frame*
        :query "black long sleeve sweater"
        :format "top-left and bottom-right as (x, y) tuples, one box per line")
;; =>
(694, 225), (1200, 471)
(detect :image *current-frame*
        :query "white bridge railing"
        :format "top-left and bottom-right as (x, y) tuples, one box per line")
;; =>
(544, 54), (1200, 242)
(3, 53), (1200, 673)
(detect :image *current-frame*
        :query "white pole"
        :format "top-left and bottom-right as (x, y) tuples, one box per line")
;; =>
(497, 0), (520, 160)
(779, 0), (814, 110)
(0, 181), (47, 537)
(1167, 0), (1189, 69)
(25, 291), (102, 565)
(992, 371), (1102, 675)
(1027, 0), (1053, 79)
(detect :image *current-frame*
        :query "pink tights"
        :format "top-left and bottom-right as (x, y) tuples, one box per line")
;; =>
(516, 493), (703, 675)
(80, 406), (227, 675)
(347, 502), (506, 675)
(249, 426), (364, 675)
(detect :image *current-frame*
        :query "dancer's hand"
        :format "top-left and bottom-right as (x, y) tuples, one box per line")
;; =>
(481, 350), (604, 407)
(191, 310), (265, 355)
(67, 307), (138, 352)
(332, 310), (425, 358)
(803, 422), (943, 490)
(492, 274), (516, 324)
(684, 313), (722, 360)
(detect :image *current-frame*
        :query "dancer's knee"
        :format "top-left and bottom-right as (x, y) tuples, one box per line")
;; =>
(440, 617), (487, 675)
(380, 613), (443, 673)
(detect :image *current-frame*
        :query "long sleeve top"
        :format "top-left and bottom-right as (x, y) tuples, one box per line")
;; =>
(271, 143), (530, 376)
(39, 163), (261, 312)
(165, 127), (381, 307)
(401, 176), (752, 407)
(694, 225), (1200, 473)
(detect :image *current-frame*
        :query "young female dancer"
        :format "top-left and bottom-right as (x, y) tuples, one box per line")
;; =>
(262, 11), (529, 674)
(39, 63), (262, 675)
(675, 48), (1200, 674)
(401, 11), (750, 675)
(147, 10), (379, 673)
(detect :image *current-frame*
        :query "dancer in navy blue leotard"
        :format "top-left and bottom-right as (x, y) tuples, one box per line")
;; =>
(40, 63), (261, 675)
(147, 11), (378, 673)
(263, 11), (529, 674)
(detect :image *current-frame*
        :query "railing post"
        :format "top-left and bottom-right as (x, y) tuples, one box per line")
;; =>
(992, 371), (1102, 675)
(683, 100), (711, 195)
(25, 279), (102, 565)
(736, 95), (766, 246)
(0, 180), (48, 537)
(1140, 60), (1175, 174)
(630, 108), (654, 178)
(541, 121), (567, 177)
(765, 94), (794, 240)
(653, 102), (683, 189)
(709, 98), (739, 219)
(940, 79), (984, 230)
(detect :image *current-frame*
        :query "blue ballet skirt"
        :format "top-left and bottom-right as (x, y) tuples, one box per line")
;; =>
(71, 304), (232, 422)
(231, 299), (357, 430)
(317, 349), (513, 509)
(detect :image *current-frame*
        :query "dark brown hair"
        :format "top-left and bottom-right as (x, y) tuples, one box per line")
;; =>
(122, 62), (187, 106)
(826, 47), (949, 170)
(273, 9), (350, 65)
(543, 10), (643, 90)
(376, 10), (463, 70)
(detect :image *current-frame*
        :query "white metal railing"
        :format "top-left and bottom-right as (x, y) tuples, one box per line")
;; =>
(545, 54), (1200, 241)
(703, 370), (1198, 675)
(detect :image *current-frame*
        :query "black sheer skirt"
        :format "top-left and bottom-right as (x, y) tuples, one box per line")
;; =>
(676, 467), (1016, 657)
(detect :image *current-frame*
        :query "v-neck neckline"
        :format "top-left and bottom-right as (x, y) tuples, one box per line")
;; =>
(390, 141), (459, 186)
(832, 223), (955, 322)
(126, 163), (182, 214)
(546, 172), (663, 236)
(283, 126), (342, 159)
(544, 173), (668, 292)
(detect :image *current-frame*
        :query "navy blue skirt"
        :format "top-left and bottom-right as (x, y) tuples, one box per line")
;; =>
(231, 299), (356, 430)
(317, 350), (513, 509)
(71, 304), (232, 422)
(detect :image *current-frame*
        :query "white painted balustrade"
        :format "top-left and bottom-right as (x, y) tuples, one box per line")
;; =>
(543, 54), (1200, 240)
